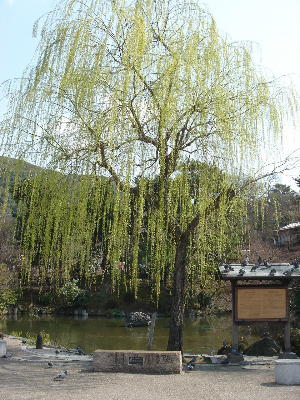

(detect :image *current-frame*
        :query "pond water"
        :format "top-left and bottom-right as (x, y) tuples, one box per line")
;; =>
(0, 314), (284, 354)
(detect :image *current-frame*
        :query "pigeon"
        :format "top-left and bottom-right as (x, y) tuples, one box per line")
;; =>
(223, 264), (234, 273)
(242, 255), (249, 266)
(223, 339), (228, 347)
(48, 361), (53, 368)
(238, 268), (245, 275)
(55, 349), (60, 355)
(22, 338), (28, 344)
(283, 269), (294, 276)
(264, 261), (271, 268)
(269, 268), (276, 276)
(210, 348), (215, 356)
(77, 346), (86, 355)
(251, 265), (259, 272)
(293, 258), (299, 268)
(187, 357), (196, 370)
(221, 357), (229, 365)
(261, 331), (270, 338)
(2, 353), (12, 358)
(258, 256), (263, 265)
(54, 370), (67, 380)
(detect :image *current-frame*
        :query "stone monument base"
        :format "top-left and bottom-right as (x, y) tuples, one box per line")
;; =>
(275, 359), (300, 385)
(0, 340), (7, 357)
(93, 350), (182, 374)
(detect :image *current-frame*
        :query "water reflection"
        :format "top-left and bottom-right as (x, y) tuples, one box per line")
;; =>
(0, 314), (284, 354)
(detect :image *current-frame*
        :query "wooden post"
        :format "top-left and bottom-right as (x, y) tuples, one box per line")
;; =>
(36, 333), (43, 349)
(231, 281), (238, 350)
(147, 313), (157, 351)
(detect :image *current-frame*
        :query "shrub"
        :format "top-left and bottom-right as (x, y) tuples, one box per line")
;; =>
(58, 279), (82, 307)
(0, 289), (18, 314)
(276, 328), (300, 356)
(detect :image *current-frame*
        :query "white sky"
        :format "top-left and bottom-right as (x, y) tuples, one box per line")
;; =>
(1, 0), (300, 189)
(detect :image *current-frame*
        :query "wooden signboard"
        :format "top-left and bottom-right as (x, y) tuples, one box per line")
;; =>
(235, 286), (288, 321)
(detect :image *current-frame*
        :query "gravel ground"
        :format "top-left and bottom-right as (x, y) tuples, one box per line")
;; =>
(0, 337), (299, 400)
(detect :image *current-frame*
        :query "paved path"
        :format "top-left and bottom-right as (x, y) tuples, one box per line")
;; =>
(0, 337), (299, 400)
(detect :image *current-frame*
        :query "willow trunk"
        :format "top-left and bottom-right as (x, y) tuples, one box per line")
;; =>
(166, 236), (187, 353)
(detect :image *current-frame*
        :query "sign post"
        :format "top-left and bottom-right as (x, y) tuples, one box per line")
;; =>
(219, 262), (299, 352)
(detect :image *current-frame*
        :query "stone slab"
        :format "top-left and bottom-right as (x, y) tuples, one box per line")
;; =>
(227, 353), (244, 363)
(278, 352), (297, 359)
(0, 340), (7, 357)
(275, 359), (300, 385)
(93, 350), (182, 374)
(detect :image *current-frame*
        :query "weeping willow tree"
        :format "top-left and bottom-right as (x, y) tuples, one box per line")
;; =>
(0, 0), (298, 352)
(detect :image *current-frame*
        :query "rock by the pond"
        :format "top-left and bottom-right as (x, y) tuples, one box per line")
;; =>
(125, 311), (151, 327)
(243, 337), (281, 357)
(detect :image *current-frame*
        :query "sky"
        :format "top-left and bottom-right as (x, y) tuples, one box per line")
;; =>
(1, 0), (300, 188)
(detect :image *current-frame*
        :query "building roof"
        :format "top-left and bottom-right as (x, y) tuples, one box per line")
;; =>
(278, 222), (300, 231)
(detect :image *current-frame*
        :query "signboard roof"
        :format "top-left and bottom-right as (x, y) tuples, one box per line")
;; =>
(218, 262), (300, 281)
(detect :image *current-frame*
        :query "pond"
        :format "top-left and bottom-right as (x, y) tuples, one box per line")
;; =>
(0, 314), (284, 355)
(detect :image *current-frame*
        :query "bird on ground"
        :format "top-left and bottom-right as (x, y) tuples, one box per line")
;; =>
(221, 357), (229, 366)
(48, 361), (53, 368)
(77, 346), (86, 355)
(210, 348), (215, 356)
(55, 349), (60, 355)
(187, 357), (196, 370)
(21, 338), (28, 344)
(2, 353), (12, 358)
(269, 269), (276, 276)
(223, 339), (227, 347)
(54, 370), (67, 380)
(258, 256), (263, 265)
(264, 261), (271, 268)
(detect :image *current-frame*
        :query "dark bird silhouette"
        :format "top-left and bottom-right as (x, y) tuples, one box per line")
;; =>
(223, 339), (228, 347)
(243, 255), (249, 265)
(258, 256), (263, 265)
(77, 346), (86, 355)
(2, 353), (12, 358)
(283, 269), (294, 276)
(269, 269), (276, 276)
(22, 339), (28, 344)
(238, 268), (246, 275)
(251, 265), (259, 272)
(261, 331), (270, 338)
(55, 349), (60, 355)
(293, 258), (299, 268)
(223, 264), (234, 272)
(54, 370), (67, 380)
(187, 357), (196, 371)
(221, 357), (229, 365)
(264, 261), (271, 268)
(48, 361), (53, 367)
